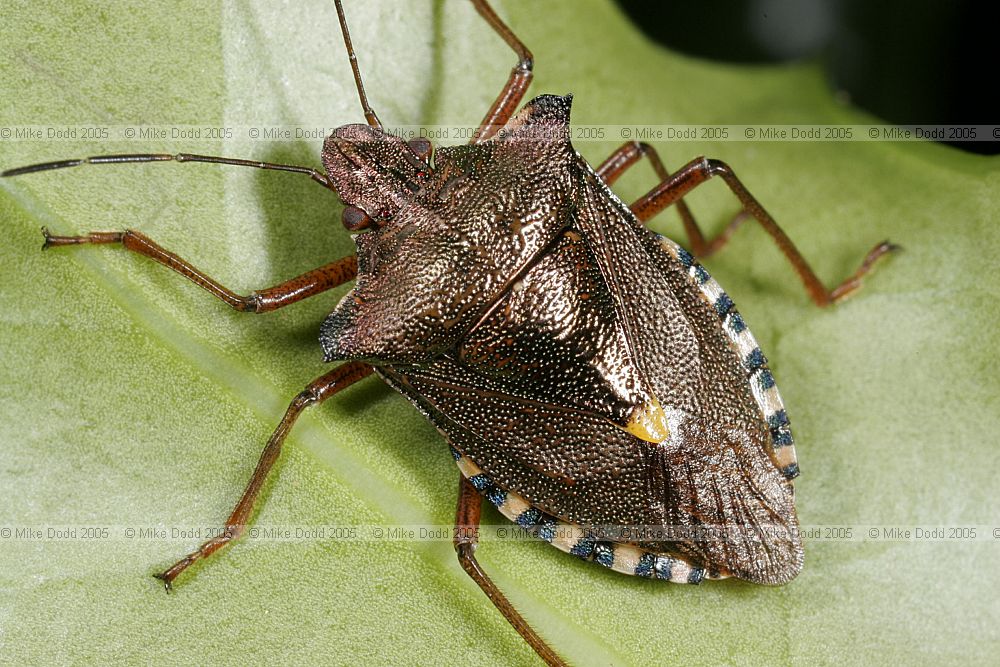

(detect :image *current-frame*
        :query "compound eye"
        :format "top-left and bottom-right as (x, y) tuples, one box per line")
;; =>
(342, 205), (373, 231)
(406, 137), (433, 163)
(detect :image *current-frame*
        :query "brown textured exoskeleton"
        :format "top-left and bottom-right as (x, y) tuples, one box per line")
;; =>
(3, 2), (896, 665)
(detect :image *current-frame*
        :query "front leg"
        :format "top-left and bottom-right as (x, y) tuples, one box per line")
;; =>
(41, 227), (357, 313)
(468, 0), (534, 143)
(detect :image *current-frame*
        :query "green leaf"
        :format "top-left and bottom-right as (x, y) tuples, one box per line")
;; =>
(1, 1), (997, 665)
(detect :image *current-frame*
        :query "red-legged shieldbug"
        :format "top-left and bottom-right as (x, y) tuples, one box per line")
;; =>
(2, 2), (896, 665)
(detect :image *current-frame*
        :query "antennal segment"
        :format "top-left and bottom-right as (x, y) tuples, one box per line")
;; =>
(2, 153), (333, 190)
(335, 0), (382, 129)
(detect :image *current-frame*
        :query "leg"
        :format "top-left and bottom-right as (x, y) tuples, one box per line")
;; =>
(596, 141), (712, 255)
(155, 362), (373, 590)
(453, 475), (566, 667)
(329, 0), (532, 139)
(631, 157), (897, 306)
(41, 227), (357, 313)
(2, 152), (334, 190)
(469, 0), (534, 144)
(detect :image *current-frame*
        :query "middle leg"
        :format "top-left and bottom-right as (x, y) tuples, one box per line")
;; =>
(596, 141), (721, 255)
(629, 157), (896, 305)
(155, 361), (373, 589)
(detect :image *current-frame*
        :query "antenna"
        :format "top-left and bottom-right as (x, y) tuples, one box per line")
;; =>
(334, 0), (382, 129)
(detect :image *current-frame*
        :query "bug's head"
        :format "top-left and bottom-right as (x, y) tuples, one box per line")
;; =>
(322, 125), (433, 230)
(319, 122), (459, 365)
(320, 94), (577, 367)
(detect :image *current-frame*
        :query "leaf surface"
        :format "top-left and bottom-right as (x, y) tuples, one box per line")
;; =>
(1, 1), (997, 664)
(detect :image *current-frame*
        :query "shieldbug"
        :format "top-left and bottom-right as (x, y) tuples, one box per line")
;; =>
(3, 2), (896, 665)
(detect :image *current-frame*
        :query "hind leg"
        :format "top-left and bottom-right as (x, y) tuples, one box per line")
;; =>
(453, 475), (566, 667)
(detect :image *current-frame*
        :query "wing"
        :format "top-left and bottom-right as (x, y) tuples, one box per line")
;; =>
(579, 160), (802, 583)
(380, 351), (800, 584)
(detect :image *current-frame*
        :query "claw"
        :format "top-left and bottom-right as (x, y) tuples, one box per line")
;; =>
(828, 239), (900, 304)
(153, 571), (174, 593)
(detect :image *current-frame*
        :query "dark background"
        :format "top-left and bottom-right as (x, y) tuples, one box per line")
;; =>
(616, 0), (998, 154)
